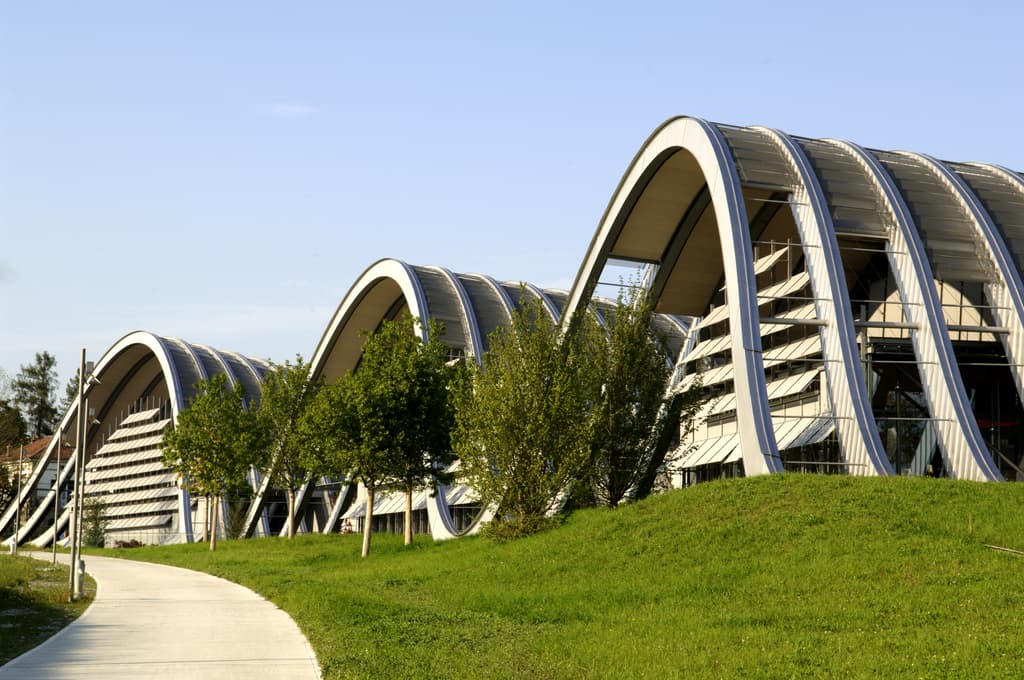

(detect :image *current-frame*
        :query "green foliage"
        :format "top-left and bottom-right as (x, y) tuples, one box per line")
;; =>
(103, 475), (1024, 678)
(0, 399), (27, 448)
(82, 496), (108, 547)
(297, 377), (363, 484)
(454, 297), (599, 533)
(59, 372), (79, 417)
(0, 555), (94, 664)
(162, 374), (268, 549)
(0, 466), (10, 511)
(588, 286), (673, 507)
(162, 374), (267, 499)
(256, 355), (319, 538)
(298, 316), (462, 553)
(12, 351), (58, 438)
(365, 317), (460, 497)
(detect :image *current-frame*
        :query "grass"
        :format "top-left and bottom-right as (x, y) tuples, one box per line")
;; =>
(101, 474), (1024, 678)
(0, 552), (95, 664)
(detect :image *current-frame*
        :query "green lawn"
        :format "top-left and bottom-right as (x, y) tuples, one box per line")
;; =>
(0, 553), (95, 664)
(105, 475), (1024, 678)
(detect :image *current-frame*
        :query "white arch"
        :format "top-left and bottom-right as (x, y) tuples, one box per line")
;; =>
(755, 127), (892, 476)
(424, 265), (484, 359)
(7, 331), (194, 546)
(309, 258), (428, 380)
(925, 159), (1024, 416)
(298, 259), (490, 541)
(564, 116), (782, 475)
(827, 141), (1001, 481)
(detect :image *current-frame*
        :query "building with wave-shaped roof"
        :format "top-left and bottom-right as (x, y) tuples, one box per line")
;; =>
(7, 114), (1024, 548)
(1, 332), (270, 547)
(243, 258), (688, 541)
(564, 116), (1024, 485)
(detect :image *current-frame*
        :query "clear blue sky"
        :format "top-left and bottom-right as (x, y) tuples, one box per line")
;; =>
(2, 1), (1023, 391)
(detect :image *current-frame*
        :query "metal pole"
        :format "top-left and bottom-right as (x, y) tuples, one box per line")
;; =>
(13, 444), (23, 554)
(4, 445), (10, 555)
(73, 396), (89, 600)
(69, 349), (85, 601)
(52, 427), (62, 564)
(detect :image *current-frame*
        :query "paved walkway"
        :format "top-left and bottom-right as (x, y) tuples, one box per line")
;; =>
(1, 552), (320, 679)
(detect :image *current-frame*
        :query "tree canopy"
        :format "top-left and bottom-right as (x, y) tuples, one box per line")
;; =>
(161, 373), (267, 550)
(589, 287), (681, 507)
(60, 373), (80, 418)
(0, 400), (27, 449)
(13, 352), (58, 438)
(298, 316), (461, 555)
(453, 297), (600, 536)
(256, 355), (319, 539)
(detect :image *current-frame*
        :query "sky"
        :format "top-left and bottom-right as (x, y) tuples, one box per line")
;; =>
(2, 1), (1024, 391)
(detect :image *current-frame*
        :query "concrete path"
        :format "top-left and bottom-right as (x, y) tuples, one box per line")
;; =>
(0, 552), (320, 679)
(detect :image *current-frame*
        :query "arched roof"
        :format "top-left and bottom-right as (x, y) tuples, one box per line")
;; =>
(309, 258), (579, 382)
(3, 331), (270, 546)
(565, 115), (1024, 482)
(294, 258), (688, 540)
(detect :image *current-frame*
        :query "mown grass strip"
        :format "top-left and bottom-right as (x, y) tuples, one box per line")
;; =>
(0, 554), (95, 664)
(104, 475), (1024, 678)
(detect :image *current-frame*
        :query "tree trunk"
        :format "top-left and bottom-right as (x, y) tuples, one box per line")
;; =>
(287, 487), (295, 539)
(205, 494), (212, 540)
(210, 494), (219, 552)
(362, 485), (374, 558)
(404, 488), (413, 545)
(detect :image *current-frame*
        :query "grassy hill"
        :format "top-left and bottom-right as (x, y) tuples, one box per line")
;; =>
(107, 474), (1024, 678)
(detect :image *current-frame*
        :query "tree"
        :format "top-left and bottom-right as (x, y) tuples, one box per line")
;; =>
(60, 373), (80, 417)
(0, 465), (13, 515)
(298, 376), (385, 557)
(82, 496), (109, 547)
(255, 356), (320, 539)
(589, 287), (681, 507)
(0, 400), (26, 449)
(365, 317), (460, 546)
(453, 297), (600, 537)
(161, 374), (267, 551)
(297, 316), (461, 555)
(12, 352), (58, 438)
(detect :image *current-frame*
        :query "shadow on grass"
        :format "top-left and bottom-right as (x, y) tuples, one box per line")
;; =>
(0, 555), (94, 665)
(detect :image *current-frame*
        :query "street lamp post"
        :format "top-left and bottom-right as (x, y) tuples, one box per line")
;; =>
(11, 444), (23, 555)
(52, 427), (62, 564)
(68, 349), (86, 601)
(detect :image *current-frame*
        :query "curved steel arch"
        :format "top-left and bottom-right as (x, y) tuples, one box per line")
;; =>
(423, 265), (485, 358)
(278, 259), (511, 541)
(826, 140), (1001, 481)
(297, 259), (588, 541)
(2, 331), (186, 544)
(754, 127), (892, 476)
(309, 258), (429, 384)
(6, 331), (268, 547)
(564, 116), (782, 476)
(927, 159), (1024, 412)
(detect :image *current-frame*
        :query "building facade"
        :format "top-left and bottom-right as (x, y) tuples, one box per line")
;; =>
(6, 115), (1024, 547)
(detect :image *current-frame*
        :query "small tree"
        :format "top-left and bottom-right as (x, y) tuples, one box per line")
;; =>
(162, 374), (267, 551)
(297, 316), (460, 555)
(364, 317), (459, 546)
(13, 351), (58, 438)
(256, 356), (319, 539)
(590, 287), (678, 507)
(454, 297), (600, 537)
(82, 496), (108, 547)
(60, 373), (80, 417)
(0, 400), (26, 449)
(299, 375), (389, 557)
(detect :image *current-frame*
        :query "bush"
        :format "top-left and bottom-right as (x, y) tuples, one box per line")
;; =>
(82, 496), (108, 548)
